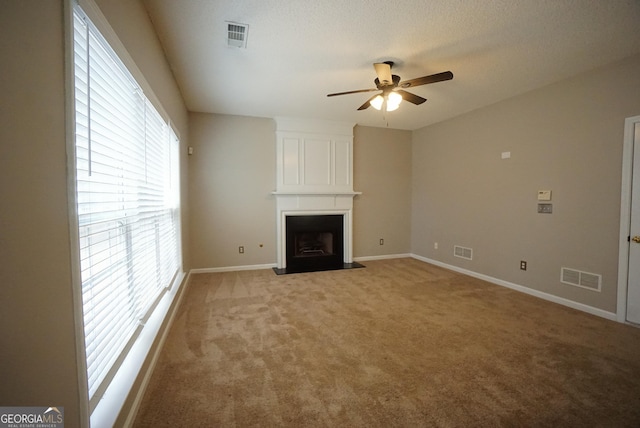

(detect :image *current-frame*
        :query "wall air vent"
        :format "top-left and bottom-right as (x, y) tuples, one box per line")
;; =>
(226, 22), (248, 48)
(454, 245), (473, 260)
(561, 267), (601, 292)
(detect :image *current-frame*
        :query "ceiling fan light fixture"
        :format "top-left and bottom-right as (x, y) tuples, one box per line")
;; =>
(387, 92), (402, 111)
(386, 102), (400, 112)
(370, 95), (384, 110)
(370, 92), (402, 112)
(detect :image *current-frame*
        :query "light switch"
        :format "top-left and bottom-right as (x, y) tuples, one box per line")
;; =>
(538, 203), (553, 214)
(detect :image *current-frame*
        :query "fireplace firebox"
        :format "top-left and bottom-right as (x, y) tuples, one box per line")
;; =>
(285, 215), (344, 272)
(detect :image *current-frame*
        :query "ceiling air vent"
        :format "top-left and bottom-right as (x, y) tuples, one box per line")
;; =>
(561, 267), (601, 292)
(226, 22), (248, 48)
(454, 245), (473, 260)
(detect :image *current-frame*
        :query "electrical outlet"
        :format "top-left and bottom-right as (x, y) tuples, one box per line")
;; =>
(379, 238), (384, 245)
(434, 242), (438, 250)
(239, 246), (244, 254)
(520, 260), (527, 271)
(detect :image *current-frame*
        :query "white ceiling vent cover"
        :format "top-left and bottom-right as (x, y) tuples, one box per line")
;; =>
(561, 267), (601, 292)
(454, 245), (473, 260)
(226, 22), (248, 48)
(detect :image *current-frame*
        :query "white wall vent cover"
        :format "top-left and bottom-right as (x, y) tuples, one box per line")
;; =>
(226, 22), (248, 48)
(454, 245), (473, 260)
(561, 267), (601, 292)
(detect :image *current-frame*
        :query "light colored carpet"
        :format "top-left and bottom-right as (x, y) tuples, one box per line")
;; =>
(134, 258), (640, 427)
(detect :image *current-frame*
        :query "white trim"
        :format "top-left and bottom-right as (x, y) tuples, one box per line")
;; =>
(190, 263), (278, 274)
(64, 0), (91, 426)
(412, 254), (617, 322)
(617, 115), (640, 323)
(354, 253), (412, 261)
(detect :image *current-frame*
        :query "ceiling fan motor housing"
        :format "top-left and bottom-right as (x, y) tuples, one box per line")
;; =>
(375, 75), (400, 92)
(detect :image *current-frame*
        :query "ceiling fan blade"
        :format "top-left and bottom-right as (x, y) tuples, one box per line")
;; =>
(357, 93), (381, 110)
(327, 88), (378, 97)
(374, 62), (393, 86)
(396, 89), (426, 105)
(399, 71), (453, 88)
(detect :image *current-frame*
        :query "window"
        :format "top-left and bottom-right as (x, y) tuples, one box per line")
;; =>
(72, 6), (180, 410)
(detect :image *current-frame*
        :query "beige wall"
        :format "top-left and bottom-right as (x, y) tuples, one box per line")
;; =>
(188, 113), (277, 268)
(354, 126), (412, 257)
(187, 117), (413, 268)
(0, 1), (81, 425)
(0, 1), (188, 426)
(412, 54), (640, 313)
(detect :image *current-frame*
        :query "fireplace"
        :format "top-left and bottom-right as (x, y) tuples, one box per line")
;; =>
(272, 118), (362, 274)
(286, 215), (344, 272)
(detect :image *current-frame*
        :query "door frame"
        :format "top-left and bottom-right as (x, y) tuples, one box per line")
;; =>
(617, 115), (640, 323)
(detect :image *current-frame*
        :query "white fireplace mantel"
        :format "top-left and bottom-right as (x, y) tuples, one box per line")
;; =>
(273, 118), (360, 269)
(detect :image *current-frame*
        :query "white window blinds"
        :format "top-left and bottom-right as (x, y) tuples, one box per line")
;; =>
(73, 7), (180, 408)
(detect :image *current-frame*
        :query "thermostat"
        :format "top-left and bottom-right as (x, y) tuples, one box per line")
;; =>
(537, 190), (552, 201)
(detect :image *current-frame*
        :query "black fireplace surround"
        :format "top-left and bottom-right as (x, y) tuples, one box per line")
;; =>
(285, 214), (344, 272)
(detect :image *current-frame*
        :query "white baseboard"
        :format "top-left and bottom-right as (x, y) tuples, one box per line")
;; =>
(354, 253), (411, 262)
(190, 263), (277, 274)
(411, 254), (617, 322)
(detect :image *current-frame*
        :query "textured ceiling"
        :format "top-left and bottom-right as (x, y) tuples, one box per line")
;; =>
(142, 0), (640, 130)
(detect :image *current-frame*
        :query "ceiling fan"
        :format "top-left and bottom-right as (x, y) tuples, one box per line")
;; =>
(327, 61), (453, 112)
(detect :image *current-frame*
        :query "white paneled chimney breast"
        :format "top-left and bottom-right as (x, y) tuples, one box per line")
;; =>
(273, 118), (360, 270)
